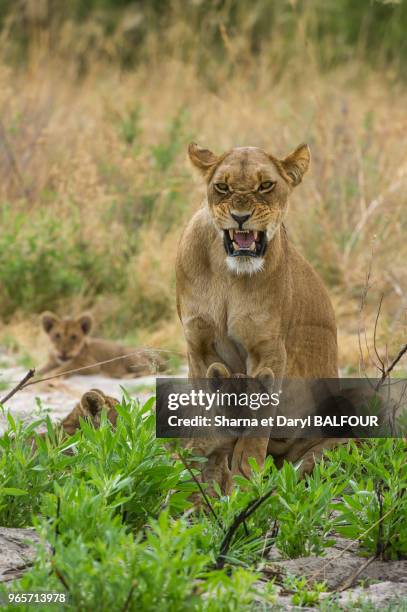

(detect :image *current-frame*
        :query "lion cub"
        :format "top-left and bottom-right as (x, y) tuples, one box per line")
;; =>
(29, 389), (119, 452)
(185, 362), (274, 496)
(61, 389), (119, 435)
(38, 311), (165, 378)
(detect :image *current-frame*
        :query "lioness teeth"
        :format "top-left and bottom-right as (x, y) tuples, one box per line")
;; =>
(250, 242), (256, 250)
(254, 231), (258, 240)
(229, 229), (234, 240)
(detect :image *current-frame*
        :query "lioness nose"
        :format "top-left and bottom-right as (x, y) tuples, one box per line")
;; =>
(231, 213), (251, 229)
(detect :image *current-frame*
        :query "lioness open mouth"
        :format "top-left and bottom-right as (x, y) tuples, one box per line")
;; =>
(223, 229), (267, 258)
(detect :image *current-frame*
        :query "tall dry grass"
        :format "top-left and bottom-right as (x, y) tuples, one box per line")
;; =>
(0, 7), (406, 372)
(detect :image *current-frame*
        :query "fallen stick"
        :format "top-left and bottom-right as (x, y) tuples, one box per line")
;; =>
(337, 554), (376, 592)
(0, 368), (35, 405)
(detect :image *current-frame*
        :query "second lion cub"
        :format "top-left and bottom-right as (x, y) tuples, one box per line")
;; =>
(38, 311), (165, 378)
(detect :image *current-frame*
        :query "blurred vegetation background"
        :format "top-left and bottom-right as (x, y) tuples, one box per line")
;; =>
(0, 0), (406, 372)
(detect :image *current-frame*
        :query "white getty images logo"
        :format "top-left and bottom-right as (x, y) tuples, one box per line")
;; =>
(167, 389), (280, 411)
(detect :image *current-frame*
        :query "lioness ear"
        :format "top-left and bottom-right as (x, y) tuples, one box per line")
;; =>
(188, 143), (219, 177)
(206, 362), (231, 379)
(77, 313), (93, 336)
(256, 367), (275, 390)
(281, 143), (310, 186)
(41, 311), (59, 334)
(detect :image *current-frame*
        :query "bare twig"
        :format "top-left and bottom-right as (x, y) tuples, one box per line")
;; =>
(0, 368), (35, 405)
(51, 561), (70, 592)
(121, 580), (138, 612)
(375, 482), (385, 560)
(216, 486), (275, 569)
(344, 162), (407, 258)
(177, 453), (223, 531)
(1, 346), (184, 388)
(357, 253), (375, 378)
(375, 343), (407, 392)
(307, 503), (397, 585)
(0, 117), (30, 199)
(337, 481), (386, 593)
(337, 555), (377, 592)
(357, 262), (407, 389)
(372, 294), (385, 375)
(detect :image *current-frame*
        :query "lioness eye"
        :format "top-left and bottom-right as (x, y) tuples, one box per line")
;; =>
(55, 333), (61, 340)
(258, 181), (276, 193)
(70, 335), (77, 341)
(214, 182), (229, 194)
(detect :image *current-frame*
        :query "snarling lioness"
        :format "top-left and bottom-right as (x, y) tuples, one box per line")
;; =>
(176, 142), (342, 486)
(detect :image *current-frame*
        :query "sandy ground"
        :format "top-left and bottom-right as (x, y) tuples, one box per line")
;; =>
(0, 362), (163, 435)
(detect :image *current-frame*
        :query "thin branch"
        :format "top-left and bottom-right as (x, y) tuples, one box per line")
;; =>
(216, 486), (275, 569)
(0, 368), (35, 405)
(2, 346), (183, 388)
(121, 580), (138, 612)
(337, 555), (377, 592)
(0, 117), (30, 199)
(307, 503), (397, 585)
(372, 293), (385, 374)
(337, 481), (385, 592)
(357, 254), (374, 378)
(51, 561), (70, 592)
(344, 162), (407, 258)
(177, 453), (223, 531)
(375, 343), (407, 392)
(375, 482), (385, 560)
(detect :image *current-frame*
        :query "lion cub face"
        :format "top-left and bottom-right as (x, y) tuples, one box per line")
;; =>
(41, 311), (93, 363)
(188, 142), (310, 275)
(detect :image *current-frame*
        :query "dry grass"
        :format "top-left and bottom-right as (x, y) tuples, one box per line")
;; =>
(0, 36), (406, 373)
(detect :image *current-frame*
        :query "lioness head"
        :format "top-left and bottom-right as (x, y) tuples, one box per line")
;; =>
(189, 142), (310, 274)
(41, 311), (93, 363)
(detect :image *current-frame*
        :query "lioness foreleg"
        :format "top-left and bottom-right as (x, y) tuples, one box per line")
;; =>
(184, 315), (220, 377)
(230, 437), (269, 479)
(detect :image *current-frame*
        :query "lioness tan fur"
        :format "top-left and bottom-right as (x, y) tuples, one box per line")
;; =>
(186, 363), (342, 496)
(184, 363), (275, 496)
(38, 312), (165, 378)
(176, 142), (342, 485)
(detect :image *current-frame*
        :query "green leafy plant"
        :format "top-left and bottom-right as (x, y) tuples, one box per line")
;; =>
(284, 575), (327, 608)
(0, 396), (193, 528)
(325, 440), (407, 558)
(273, 461), (340, 558)
(151, 112), (189, 172)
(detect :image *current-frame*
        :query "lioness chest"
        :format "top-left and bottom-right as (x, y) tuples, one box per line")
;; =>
(177, 210), (337, 379)
(178, 245), (291, 375)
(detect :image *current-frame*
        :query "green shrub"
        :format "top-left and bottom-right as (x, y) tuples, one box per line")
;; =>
(331, 440), (407, 559)
(0, 396), (193, 529)
(0, 205), (123, 318)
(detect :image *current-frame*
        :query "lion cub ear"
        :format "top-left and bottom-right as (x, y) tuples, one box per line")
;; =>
(77, 313), (93, 336)
(41, 311), (60, 334)
(281, 143), (310, 186)
(188, 143), (219, 177)
(206, 362), (231, 379)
